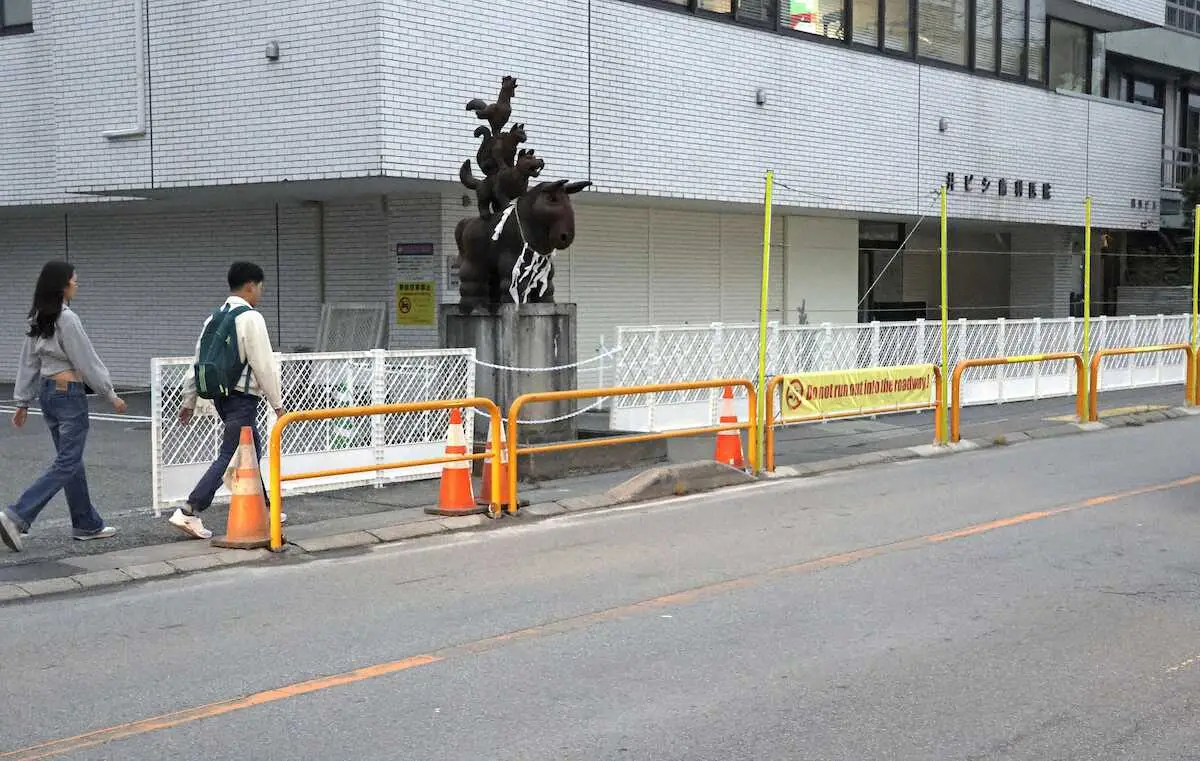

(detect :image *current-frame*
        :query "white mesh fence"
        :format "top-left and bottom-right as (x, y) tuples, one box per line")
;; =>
(611, 314), (1191, 432)
(150, 348), (475, 515)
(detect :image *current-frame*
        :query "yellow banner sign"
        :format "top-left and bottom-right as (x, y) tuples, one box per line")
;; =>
(779, 364), (936, 421)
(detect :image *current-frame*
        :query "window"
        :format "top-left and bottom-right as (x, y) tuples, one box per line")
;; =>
(1, 0), (32, 33)
(1128, 78), (1164, 109)
(999, 0), (1026, 77)
(1181, 91), (1200, 149)
(974, 0), (998, 71)
(734, 0), (773, 25)
(1167, 0), (1200, 36)
(883, 0), (911, 52)
(917, 0), (968, 66)
(852, 0), (879, 46)
(1026, 0), (1045, 82)
(698, 0), (733, 12)
(782, 0), (846, 41)
(1047, 18), (1090, 93)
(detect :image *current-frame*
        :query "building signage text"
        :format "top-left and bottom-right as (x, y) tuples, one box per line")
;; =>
(946, 173), (1051, 201)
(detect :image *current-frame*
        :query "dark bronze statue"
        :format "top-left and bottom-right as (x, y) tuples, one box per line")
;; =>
(459, 148), (545, 217)
(454, 76), (591, 309)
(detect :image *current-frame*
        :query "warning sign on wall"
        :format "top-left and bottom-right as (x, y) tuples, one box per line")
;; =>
(395, 281), (436, 326)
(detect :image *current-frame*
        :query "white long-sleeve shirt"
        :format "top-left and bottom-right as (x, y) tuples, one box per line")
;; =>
(180, 296), (284, 411)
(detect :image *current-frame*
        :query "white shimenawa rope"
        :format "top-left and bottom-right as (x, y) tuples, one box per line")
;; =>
(471, 397), (611, 426)
(468, 344), (624, 373)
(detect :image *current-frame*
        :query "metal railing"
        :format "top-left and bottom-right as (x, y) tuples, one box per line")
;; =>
(1088, 345), (1196, 422)
(951, 354), (1086, 443)
(505, 379), (758, 514)
(1163, 145), (1199, 191)
(268, 398), (504, 550)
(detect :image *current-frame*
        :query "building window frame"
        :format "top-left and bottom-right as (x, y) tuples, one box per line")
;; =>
(633, 0), (1069, 91)
(1045, 15), (1093, 94)
(0, 0), (33, 35)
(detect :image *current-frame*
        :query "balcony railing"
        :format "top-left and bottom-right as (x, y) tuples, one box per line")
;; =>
(1163, 144), (1199, 191)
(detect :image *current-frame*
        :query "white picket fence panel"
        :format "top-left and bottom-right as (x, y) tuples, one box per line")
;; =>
(609, 314), (1191, 432)
(150, 348), (475, 515)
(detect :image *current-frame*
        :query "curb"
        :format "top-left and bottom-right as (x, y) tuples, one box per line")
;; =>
(1, 404), (1192, 606)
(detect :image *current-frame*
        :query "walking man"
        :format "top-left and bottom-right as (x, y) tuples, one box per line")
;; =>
(170, 262), (285, 540)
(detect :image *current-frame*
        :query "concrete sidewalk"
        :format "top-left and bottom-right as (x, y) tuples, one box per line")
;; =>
(0, 383), (1192, 604)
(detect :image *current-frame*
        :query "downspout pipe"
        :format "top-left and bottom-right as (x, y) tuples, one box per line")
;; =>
(103, 0), (147, 139)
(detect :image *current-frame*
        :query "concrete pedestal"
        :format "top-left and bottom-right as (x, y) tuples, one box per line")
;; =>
(440, 303), (578, 444)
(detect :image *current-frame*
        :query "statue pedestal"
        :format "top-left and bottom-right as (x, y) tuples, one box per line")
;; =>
(440, 303), (578, 444)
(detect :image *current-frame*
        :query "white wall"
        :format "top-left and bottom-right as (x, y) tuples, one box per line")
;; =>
(783, 217), (858, 326)
(1, 0), (1165, 234)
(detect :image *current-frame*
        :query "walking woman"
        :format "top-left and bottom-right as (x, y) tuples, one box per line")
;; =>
(0, 261), (126, 552)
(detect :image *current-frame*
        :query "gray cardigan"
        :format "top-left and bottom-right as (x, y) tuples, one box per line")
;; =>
(13, 306), (117, 407)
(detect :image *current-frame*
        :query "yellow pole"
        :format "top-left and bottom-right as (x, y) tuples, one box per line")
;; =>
(756, 169), (774, 470)
(1193, 204), (1199, 405)
(939, 185), (949, 444)
(1192, 204), (1199, 351)
(1083, 196), (1092, 400)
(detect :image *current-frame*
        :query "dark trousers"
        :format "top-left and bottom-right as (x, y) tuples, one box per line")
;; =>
(187, 392), (269, 513)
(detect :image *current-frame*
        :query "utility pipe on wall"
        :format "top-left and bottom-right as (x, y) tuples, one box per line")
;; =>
(103, 0), (148, 139)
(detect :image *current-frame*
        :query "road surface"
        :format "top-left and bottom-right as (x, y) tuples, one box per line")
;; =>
(3, 415), (1200, 759)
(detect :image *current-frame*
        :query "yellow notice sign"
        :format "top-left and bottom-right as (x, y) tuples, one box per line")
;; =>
(395, 281), (435, 326)
(779, 364), (936, 421)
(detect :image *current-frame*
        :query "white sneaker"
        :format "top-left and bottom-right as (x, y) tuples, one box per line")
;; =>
(169, 508), (213, 540)
(74, 526), (118, 541)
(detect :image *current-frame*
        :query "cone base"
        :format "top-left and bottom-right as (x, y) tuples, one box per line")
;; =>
(211, 534), (271, 549)
(424, 505), (490, 517)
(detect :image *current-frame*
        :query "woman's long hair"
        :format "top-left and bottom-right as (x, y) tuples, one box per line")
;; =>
(27, 260), (75, 339)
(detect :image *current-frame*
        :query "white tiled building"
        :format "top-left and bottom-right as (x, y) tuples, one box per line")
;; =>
(0, 0), (1168, 384)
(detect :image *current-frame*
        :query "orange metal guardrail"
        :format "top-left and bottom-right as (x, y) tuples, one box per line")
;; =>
(1088, 344), (1196, 422)
(504, 379), (758, 515)
(951, 353), (1085, 443)
(267, 397), (504, 551)
(763, 365), (944, 472)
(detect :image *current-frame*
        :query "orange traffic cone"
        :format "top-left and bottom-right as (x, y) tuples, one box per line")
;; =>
(426, 408), (487, 517)
(477, 422), (530, 511)
(211, 426), (272, 549)
(714, 386), (745, 469)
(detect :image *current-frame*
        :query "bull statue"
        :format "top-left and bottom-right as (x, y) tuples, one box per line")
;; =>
(455, 179), (591, 310)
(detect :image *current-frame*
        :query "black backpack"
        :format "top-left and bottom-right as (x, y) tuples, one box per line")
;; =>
(193, 305), (252, 400)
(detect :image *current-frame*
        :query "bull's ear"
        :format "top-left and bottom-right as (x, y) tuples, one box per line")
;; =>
(564, 180), (592, 194)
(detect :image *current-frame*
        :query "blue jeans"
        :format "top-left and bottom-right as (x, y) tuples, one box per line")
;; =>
(187, 392), (269, 513)
(7, 380), (105, 535)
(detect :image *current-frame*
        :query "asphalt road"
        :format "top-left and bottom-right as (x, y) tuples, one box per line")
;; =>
(4, 414), (1200, 759)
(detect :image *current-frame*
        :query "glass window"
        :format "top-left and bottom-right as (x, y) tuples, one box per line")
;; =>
(1026, 0), (1046, 82)
(852, 0), (879, 46)
(1047, 18), (1090, 93)
(735, 0), (773, 24)
(883, 0), (911, 52)
(699, 0), (733, 13)
(1181, 91), (1200, 149)
(1128, 78), (1164, 109)
(782, 0), (846, 41)
(2, 0), (32, 28)
(974, 0), (997, 71)
(917, 0), (968, 66)
(1167, 0), (1200, 35)
(999, 0), (1026, 77)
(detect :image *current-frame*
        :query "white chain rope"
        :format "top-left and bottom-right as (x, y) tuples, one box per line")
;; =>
(467, 344), (624, 373)
(464, 344), (626, 425)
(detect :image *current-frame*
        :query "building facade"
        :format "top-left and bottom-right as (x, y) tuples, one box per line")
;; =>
(0, 0), (1167, 385)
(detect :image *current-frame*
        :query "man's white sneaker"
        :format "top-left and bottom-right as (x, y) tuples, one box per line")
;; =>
(168, 508), (213, 540)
